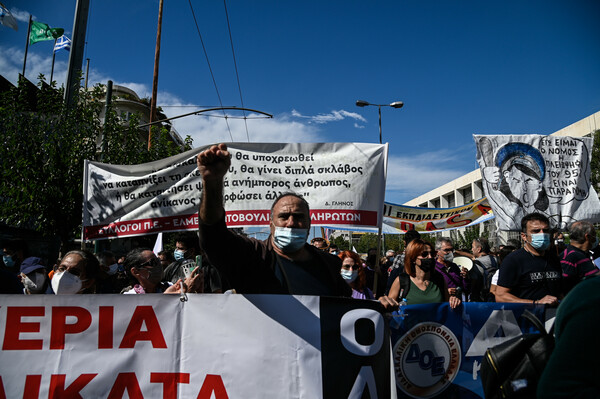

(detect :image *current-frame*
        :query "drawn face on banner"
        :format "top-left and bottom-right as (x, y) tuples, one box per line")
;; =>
(502, 164), (543, 209)
(494, 143), (550, 217)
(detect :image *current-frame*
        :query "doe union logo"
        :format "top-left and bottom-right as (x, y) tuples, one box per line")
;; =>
(393, 322), (461, 398)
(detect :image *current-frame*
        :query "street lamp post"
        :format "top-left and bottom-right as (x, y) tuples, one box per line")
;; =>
(355, 99), (403, 296)
(355, 100), (404, 144)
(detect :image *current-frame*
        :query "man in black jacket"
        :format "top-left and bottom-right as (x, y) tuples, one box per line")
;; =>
(196, 144), (397, 309)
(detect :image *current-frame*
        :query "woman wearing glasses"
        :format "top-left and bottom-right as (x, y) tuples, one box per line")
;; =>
(121, 248), (203, 294)
(338, 250), (373, 300)
(388, 239), (461, 309)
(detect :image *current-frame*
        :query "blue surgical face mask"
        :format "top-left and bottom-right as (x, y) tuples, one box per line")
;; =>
(340, 269), (358, 283)
(174, 249), (185, 261)
(107, 263), (120, 276)
(273, 227), (308, 253)
(3, 255), (15, 268)
(530, 233), (550, 250)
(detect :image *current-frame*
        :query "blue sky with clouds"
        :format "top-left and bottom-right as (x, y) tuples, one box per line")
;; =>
(1, 0), (599, 205)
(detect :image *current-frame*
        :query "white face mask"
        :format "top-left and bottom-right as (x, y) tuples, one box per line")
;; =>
(22, 272), (47, 294)
(443, 252), (454, 262)
(52, 271), (84, 295)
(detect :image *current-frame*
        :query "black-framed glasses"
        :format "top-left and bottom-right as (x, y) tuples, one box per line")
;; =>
(420, 251), (436, 258)
(442, 247), (454, 252)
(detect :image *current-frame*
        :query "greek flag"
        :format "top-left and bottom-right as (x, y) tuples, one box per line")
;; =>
(0, 3), (18, 31)
(53, 35), (71, 52)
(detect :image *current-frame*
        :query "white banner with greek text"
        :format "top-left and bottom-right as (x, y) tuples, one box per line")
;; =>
(83, 143), (388, 239)
(474, 135), (600, 230)
(0, 294), (392, 399)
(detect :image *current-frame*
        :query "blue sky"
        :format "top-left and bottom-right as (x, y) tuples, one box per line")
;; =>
(2, 0), (600, 205)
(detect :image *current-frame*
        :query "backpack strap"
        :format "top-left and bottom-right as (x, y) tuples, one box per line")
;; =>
(398, 272), (411, 299)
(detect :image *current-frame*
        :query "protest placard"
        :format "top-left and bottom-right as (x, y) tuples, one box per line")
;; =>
(474, 135), (600, 230)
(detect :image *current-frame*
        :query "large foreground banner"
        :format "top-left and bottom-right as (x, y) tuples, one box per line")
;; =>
(474, 134), (600, 230)
(83, 143), (387, 240)
(0, 294), (391, 399)
(382, 198), (494, 234)
(389, 302), (547, 398)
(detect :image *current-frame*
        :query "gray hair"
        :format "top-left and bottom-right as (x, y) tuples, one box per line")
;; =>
(123, 248), (153, 270)
(569, 221), (595, 244)
(62, 250), (100, 280)
(435, 237), (453, 251)
(473, 237), (491, 253)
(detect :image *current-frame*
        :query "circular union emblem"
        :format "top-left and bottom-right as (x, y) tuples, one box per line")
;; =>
(393, 322), (461, 398)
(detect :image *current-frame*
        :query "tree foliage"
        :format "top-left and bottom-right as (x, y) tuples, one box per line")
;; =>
(330, 234), (350, 251)
(591, 129), (600, 190)
(355, 233), (379, 254)
(449, 225), (485, 251)
(0, 76), (192, 251)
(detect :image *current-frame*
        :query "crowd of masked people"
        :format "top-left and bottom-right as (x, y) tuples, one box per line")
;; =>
(309, 212), (598, 310)
(2, 211), (598, 309)
(2, 142), (597, 397)
(1, 142), (598, 311)
(0, 232), (215, 295)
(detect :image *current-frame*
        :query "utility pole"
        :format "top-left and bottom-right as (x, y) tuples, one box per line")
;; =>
(64, 0), (90, 107)
(148, 0), (164, 150)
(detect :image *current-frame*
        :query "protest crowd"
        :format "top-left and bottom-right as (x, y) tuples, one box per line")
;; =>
(2, 143), (600, 398)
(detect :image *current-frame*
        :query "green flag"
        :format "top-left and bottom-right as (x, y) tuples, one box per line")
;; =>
(29, 21), (64, 44)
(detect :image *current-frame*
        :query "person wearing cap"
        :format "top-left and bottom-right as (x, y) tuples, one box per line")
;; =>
(482, 142), (549, 227)
(20, 257), (51, 294)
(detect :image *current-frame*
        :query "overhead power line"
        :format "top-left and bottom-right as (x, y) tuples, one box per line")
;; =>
(223, 0), (250, 142)
(187, 0), (234, 141)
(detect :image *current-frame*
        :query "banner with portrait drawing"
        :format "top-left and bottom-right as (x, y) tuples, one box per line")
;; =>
(474, 135), (600, 231)
(0, 294), (392, 398)
(83, 143), (387, 240)
(381, 198), (495, 234)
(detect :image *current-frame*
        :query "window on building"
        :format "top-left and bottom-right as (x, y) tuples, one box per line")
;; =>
(463, 187), (473, 203)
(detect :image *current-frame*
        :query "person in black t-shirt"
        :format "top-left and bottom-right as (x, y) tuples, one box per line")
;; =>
(496, 212), (562, 305)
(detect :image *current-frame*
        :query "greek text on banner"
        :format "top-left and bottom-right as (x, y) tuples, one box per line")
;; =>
(83, 142), (387, 240)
